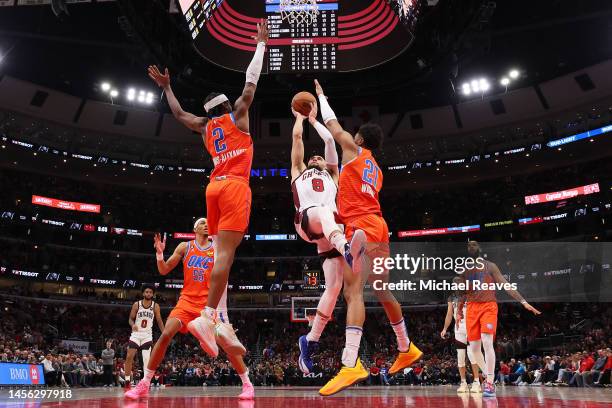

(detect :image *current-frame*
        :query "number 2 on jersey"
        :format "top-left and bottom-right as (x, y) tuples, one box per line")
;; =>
(212, 127), (227, 154)
(362, 159), (379, 188)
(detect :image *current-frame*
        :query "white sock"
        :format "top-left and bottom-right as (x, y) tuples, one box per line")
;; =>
(306, 313), (329, 342)
(329, 231), (348, 254)
(341, 326), (362, 367)
(143, 368), (155, 383)
(391, 318), (410, 352)
(238, 369), (252, 386)
(474, 377), (480, 384)
(125, 375), (131, 382)
(482, 333), (496, 384)
(204, 306), (216, 319)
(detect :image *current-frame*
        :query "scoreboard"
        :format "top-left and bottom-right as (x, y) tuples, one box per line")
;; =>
(178, 0), (419, 73)
(266, 1), (337, 72)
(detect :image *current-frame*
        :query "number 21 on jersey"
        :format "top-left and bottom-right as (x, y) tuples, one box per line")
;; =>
(362, 159), (379, 188)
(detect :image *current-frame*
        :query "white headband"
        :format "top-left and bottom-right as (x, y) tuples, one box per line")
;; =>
(193, 218), (207, 230)
(204, 94), (229, 112)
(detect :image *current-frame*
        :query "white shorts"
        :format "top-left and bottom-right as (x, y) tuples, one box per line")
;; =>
(454, 323), (468, 345)
(128, 332), (153, 350)
(294, 206), (343, 256)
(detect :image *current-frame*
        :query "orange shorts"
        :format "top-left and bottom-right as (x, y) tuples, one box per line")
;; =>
(168, 296), (205, 334)
(466, 301), (498, 342)
(206, 177), (252, 236)
(344, 214), (390, 258)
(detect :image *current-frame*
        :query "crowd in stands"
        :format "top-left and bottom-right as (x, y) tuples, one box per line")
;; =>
(1, 294), (609, 388)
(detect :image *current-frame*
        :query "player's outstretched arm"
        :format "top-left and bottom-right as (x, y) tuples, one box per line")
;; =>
(154, 233), (186, 275)
(128, 302), (138, 332)
(308, 104), (339, 182)
(154, 303), (165, 332)
(234, 19), (269, 132)
(490, 262), (542, 315)
(290, 109), (307, 180)
(440, 301), (453, 338)
(148, 65), (207, 133)
(313, 79), (359, 162)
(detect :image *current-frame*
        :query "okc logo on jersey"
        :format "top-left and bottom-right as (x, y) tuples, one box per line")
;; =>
(187, 255), (213, 269)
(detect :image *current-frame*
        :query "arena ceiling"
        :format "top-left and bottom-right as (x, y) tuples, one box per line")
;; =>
(0, 0), (611, 115)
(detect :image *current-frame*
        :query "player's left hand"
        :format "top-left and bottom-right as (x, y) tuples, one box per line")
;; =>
(148, 66), (170, 89)
(314, 79), (324, 97)
(292, 108), (305, 121)
(523, 302), (541, 315)
(153, 233), (166, 254)
(254, 19), (269, 44)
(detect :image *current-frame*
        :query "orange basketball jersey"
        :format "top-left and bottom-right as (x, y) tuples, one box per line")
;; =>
(338, 147), (383, 221)
(180, 240), (214, 301)
(204, 113), (253, 182)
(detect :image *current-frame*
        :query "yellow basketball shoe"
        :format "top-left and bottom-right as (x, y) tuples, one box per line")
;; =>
(318, 358), (368, 396)
(389, 342), (423, 375)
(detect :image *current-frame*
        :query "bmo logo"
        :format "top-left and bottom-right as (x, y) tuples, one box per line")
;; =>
(0, 363), (45, 385)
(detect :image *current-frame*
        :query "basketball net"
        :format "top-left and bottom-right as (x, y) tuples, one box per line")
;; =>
(306, 314), (315, 328)
(279, 0), (319, 27)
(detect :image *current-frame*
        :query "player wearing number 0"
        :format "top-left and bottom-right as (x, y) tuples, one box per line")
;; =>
(147, 20), (269, 357)
(290, 106), (366, 374)
(124, 284), (164, 389)
(125, 218), (254, 400)
(463, 240), (541, 398)
(313, 79), (423, 396)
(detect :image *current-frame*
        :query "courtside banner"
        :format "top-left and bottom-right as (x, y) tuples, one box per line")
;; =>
(359, 242), (612, 304)
(398, 225), (480, 237)
(32, 195), (101, 213)
(0, 363), (45, 385)
(524, 183), (600, 205)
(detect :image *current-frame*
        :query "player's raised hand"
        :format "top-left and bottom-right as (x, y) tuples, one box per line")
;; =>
(148, 65), (170, 89)
(254, 19), (269, 44)
(523, 302), (541, 315)
(292, 108), (305, 121)
(153, 233), (166, 254)
(307, 102), (318, 123)
(314, 79), (324, 97)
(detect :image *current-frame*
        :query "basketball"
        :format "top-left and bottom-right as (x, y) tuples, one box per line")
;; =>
(291, 91), (317, 117)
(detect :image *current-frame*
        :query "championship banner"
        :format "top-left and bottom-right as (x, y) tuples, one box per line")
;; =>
(60, 339), (89, 354)
(524, 183), (600, 205)
(0, 363), (45, 385)
(32, 195), (101, 213)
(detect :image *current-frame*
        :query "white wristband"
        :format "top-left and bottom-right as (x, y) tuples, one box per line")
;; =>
(156, 253), (164, 261)
(318, 94), (337, 124)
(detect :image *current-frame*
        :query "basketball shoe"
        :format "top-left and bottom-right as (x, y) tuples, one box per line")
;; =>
(344, 229), (366, 274)
(238, 383), (255, 400)
(216, 322), (246, 356)
(319, 358), (368, 396)
(389, 342), (423, 374)
(124, 380), (149, 399)
(471, 381), (482, 393)
(457, 382), (469, 393)
(187, 314), (219, 358)
(298, 335), (319, 374)
(483, 381), (496, 397)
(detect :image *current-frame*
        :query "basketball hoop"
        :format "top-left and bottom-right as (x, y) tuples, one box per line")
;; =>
(279, 0), (319, 26)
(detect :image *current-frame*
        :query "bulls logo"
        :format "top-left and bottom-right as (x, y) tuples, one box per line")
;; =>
(30, 365), (40, 384)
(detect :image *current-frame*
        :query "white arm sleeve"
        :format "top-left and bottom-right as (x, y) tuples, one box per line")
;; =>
(318, 94), (337, 124)
(246, 42), (266, 85)
(312, 120), (338, 166)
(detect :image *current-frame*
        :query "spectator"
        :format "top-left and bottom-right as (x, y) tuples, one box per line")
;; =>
(101, 340), (115, 387)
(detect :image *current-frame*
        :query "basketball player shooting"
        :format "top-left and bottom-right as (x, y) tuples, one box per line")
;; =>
(124, 218), (254, 401)
(290, 104), (366, 374)
(463, 240), (541, 398)
(147, 20), (269, 357)
(124, 284), (164, 388)
(313, 79), (423, 396)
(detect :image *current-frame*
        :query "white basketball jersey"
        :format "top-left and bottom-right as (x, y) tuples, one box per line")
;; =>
(134, 300), (155, 336)
(291, 168), (337, 213)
